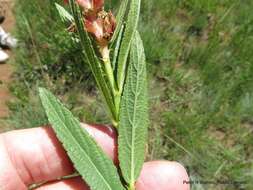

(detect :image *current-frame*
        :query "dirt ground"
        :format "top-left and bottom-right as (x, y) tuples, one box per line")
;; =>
(0, 0), (15, 118)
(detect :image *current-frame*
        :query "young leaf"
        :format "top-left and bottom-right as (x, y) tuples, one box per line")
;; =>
(110, 0), (129, 45)
(54, 3), (80, 43)
(112, 25), (125, 70)
(39, 88), (125, 190)
(55, 3), (74, 22)
(118, 32), (149, 189)
(116, 0), (141, 92)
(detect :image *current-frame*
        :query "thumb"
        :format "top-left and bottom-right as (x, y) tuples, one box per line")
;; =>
(136, 161), (190, 190)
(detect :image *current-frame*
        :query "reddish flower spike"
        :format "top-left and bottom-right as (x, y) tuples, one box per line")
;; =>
(85, 18), (104, 41)
(76, 0), (104, 12)
(84, 11), (116, 46)
(93, 0), (104, 11)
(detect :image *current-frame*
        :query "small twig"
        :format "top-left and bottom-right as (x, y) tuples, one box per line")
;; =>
(28, 172), (80, 190)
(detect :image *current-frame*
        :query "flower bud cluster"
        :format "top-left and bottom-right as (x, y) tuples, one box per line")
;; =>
(77, 0), (116, 47)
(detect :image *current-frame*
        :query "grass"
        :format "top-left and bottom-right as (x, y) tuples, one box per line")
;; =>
(2, 0), (253, 189)
(141, 1), (253, 189)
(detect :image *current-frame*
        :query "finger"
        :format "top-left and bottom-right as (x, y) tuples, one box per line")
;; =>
(136, 161), (190, 190)
(0, 124), (118, 189)
(37, 161), (190, 190)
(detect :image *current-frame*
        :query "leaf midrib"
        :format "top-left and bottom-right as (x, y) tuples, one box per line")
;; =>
(46, 95), (113, 190)
(129, 43), (142, 183)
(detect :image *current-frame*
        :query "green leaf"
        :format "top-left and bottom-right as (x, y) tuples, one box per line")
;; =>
(112, 25), (125, 70)
(110, 0), (129, 45)
(68, 0), (117, 122)
(54, 3), (80, 43)
(118, 32), (149, 188)
(55, 3), (74, 22)
(39, 88), (125, 190)
(116, 0), (141, 92)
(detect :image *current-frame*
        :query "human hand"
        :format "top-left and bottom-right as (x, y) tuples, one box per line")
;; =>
(0, 124), (190, 190)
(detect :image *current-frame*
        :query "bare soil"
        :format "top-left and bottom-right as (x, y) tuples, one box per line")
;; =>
(0, 0), (15, 118)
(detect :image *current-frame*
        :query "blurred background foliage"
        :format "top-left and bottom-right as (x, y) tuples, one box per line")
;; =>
(2, 0), (253, 189)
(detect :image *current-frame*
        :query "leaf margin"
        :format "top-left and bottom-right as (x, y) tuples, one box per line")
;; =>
(39, 88), (125, 190)
(118, 31), (149, 188)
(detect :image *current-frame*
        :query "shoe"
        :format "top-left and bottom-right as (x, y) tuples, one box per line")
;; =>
(0, 33), (18, 48)
(0, 48), (9, 63)
(0, 16), (5, 24)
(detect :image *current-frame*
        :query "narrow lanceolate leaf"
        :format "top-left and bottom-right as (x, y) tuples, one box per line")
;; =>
(119, 32), (149, 188)
(39, 88), (125, 190)
(55, 3), (74, 22)
(117, 0), (141, 92)
(110, 0), (129, 45)
(112, 25), (125, 70)
(68, 0), (117, 122)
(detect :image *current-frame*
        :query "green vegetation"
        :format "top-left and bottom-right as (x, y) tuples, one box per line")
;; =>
(2, 0), (253, 189)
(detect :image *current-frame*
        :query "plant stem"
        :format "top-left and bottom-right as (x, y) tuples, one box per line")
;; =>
(114, 91), (121, 118)
(128, 184), (135, 190)
(104, 59), (116, 94)
(101, 46), (116, 93)
(100, 46), (121, 127)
